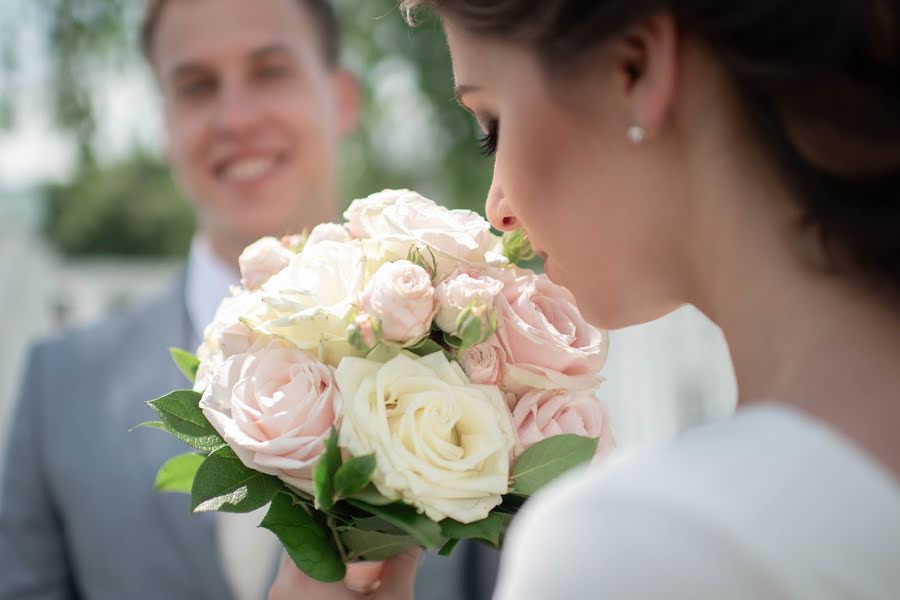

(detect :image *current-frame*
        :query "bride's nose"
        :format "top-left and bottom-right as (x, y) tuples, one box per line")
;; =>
(485, 181), (518, 232)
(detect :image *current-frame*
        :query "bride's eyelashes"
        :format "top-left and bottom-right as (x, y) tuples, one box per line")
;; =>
(479, 118), (499, 157)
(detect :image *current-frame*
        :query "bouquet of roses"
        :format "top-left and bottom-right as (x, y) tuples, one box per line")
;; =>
(140, 189), (614, 582)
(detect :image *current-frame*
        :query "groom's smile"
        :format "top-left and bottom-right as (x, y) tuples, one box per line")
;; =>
(148, 0), (358, 256)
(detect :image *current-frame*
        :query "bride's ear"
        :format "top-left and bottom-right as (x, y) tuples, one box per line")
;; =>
(613, 11), (678, 141)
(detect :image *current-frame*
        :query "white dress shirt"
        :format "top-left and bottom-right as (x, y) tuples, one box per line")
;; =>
(185, 236), (281, 600)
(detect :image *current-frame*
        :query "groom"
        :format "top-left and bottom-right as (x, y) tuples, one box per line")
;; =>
(0, 1), (498, 599)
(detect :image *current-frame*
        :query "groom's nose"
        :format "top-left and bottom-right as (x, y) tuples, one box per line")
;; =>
(486, 180), (518, 232)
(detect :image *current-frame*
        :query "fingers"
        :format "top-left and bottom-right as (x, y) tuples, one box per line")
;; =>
(269, 549), (421, 600)
(269, 552), (354, 600)
(377, 548), (422, 598)
(344, 561), (385, 594)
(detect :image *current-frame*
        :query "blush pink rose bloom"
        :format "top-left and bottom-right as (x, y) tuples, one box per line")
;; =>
(512, 388), (615, 462)
(458, 343), (505, 385)
(199, 340), (342, 493)
(434, 272), (503, 334)
(495, 273), (608, 393)
(359, 260), (436, 344)
(306, 222), (352, 247)
(239, 237), (295, 290)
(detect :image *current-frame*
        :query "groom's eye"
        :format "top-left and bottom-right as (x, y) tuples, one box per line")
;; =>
(479, 118), (499, 157)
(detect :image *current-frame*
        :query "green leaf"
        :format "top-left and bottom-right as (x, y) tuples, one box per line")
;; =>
(340, 528), (419, 561)
(352, 515), (407, 536)
(494, 493), (527, 514)
(406, 338), (444, 358)
(512, 434), (598, 496)
(284, 483), (316, 505)
(442, 331), (463, 349)
(261, 493), (346, 583)
(191, 446), (283, 513)
(147, 390), (224, 452)
(346, 499), (443, 548)
(154, 452), (205, 494)
(313, 428), (342, 511)
(333, 454), (375, 498)
(439, 538), (461, 557)
(347, 485), (396, 506)
(128, 420), (166, 433)
(169, 347), (200, 384)
(440, 512), (512, 547)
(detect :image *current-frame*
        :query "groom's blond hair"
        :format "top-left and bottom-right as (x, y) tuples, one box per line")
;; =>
(140, 0), (340, 68)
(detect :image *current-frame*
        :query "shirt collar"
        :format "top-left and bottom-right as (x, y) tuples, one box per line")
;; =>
(185, 235), (240, 350)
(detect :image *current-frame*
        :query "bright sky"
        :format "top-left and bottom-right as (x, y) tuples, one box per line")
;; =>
(0, 0), (163, 190)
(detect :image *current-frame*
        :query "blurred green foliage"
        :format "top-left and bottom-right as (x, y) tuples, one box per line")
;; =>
(3, 0), (493, 257)
(44, 152), (195, 256)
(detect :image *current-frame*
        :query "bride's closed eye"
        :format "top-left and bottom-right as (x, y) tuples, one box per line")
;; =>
(479, 118), (499, 157)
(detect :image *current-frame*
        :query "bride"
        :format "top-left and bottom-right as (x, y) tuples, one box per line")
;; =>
(271, 1), (900, 597)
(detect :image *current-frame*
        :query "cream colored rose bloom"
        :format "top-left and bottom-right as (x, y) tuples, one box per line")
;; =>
(255, 240), (367, 366)
(335, 352), (516, 523)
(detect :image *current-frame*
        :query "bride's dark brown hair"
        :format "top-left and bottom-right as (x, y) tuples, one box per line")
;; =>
(403, 0), (900, 296)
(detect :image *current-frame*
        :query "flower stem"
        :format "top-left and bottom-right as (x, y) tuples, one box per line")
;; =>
(327, 514), (350, 564)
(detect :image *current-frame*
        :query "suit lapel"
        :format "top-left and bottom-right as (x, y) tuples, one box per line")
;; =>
(131, 276), (234, 599)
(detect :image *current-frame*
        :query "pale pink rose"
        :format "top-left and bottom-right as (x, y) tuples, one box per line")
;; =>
(280, 234), (306, 252)
(306, 222), (352, 246)
(495, 273), (608, 393)
(512, 388), (615, 462)
(359, 260), (436, 344)
(199, 339), (342, 493)
(347, 313), (381, 352)
(345, 190), (493, 269)
(343, 189), (408, 239)
(434, 272), (503, 334)
(194, 291), (274, 392)
(459, 343), (504, 385)
(239, 237), (294, 290)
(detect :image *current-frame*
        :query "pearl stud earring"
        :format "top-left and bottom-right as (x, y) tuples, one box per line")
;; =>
(627, 125), (646, 144)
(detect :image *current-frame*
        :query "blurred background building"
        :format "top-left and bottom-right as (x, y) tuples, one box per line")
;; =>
(0, 0), (735, 460)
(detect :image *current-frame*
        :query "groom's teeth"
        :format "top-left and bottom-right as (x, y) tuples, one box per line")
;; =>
(223, 157), (275, 181)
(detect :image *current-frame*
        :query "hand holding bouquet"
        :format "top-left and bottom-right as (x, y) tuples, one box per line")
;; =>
(140, 190), (614, 582)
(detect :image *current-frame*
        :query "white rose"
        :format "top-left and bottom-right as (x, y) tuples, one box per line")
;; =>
(344, 189), (408, 238)
(335, 352), (516, 523)
(199, 339), (342, 493)
(434, 272), (503, 334)
(344, 189), (495, 275)
(359, 260), (436, 345)
(256, 240), (367, 366)
(194, 290), (274, 392)
(239, 237), (294, 290)
(306, 222), (352, 247)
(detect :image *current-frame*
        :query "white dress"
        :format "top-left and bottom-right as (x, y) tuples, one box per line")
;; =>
(493, 404), (900, 599)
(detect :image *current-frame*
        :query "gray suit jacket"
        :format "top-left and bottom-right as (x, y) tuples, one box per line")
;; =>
(0, 276), (499, 600)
